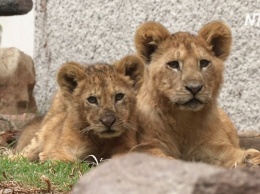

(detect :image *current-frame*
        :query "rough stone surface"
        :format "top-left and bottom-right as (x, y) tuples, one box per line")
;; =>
(193, 169), (260, 194)
(0, 48), (37, 114)
(0, 113), (36, 131)
(72, 153), (225, 194)
(0, 0), (33, 16)
(72, 153), (260, 194)
(34, 0), (260, 131)
(239, 131), (260, 151)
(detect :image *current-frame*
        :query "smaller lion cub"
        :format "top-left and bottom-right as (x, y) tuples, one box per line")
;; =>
(16, 55), (145, 162)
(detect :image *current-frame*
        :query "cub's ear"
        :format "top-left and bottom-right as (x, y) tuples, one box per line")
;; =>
(134, 21), (170, 63)
(114, 55), (145, 90)
(198, 21), (232, 61)
(57, 62), (86, 94)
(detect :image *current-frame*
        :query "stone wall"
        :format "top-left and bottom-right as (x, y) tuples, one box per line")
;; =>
(34, 0), (260, 130)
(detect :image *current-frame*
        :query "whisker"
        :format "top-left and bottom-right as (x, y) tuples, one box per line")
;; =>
(80, 126), (94, 135)
(115, 119), (137, 132)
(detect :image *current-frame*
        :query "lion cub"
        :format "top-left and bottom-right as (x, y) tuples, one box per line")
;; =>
(134, 21), (260, 168)
(16, 55), (145, 162)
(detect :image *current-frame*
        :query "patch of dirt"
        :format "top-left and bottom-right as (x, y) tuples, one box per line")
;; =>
(0, 180), (49, 194)
(0, 180), (70, 194)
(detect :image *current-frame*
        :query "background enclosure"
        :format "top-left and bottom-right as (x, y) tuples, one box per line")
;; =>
(33, 0), (260, 131)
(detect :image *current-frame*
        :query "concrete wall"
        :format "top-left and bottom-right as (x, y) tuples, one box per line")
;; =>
(34, 0), (260, 131)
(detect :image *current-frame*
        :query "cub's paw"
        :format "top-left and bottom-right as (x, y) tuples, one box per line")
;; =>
(39, 151), (51, 163)
(242, 149), (260, 168)
(8, 153), (26, 161)
(39, 151), (76, 163)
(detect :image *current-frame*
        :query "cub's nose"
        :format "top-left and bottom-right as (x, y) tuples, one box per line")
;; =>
(100, 112), (116, 127)
(185, 84), (203, 95)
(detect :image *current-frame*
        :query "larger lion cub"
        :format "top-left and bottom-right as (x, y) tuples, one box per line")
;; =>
(134, 21), (260, 168)
(17, 55), (145, 162)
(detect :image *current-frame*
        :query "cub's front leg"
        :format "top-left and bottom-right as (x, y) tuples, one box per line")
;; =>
(222, 147), (260, 168)
(39, 135), (90, 162)
(131, 141), (176, 159)
(11, 136), (42, 161)
(198, 143), (260, 168)
(39, 148), (77, 162)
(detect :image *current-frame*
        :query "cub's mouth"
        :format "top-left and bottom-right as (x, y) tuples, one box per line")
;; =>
(176, 98), (204, 110)
(183, 98), (203, 107)
(101, 128), (117, 134)
(99, 128), (122, 138)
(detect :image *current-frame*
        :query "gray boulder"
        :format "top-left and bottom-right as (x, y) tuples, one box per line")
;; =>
(72, 153), (260, 194)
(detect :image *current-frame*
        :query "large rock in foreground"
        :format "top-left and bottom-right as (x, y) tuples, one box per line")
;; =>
(72, 153), (260, 194)
(0, 48), (37, 114)
(0, 0), (33, 16)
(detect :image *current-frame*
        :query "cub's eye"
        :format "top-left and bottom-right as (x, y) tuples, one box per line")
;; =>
(166, 61), (180, 70)
(200, 60), (210, 69)
(87, 96), (98, 104)
(115, 93), (125, 102)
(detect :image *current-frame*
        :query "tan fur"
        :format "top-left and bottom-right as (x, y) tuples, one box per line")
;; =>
(15, 116), (44, 153)
(133, 21), (260, 168)
(17, 55), (145, 162)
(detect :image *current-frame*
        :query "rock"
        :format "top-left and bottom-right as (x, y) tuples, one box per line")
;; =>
(239, 131), (260, 151)
(0, 48), (37, 114)
(72, 153), (260, 194)
(0, 0), (33, 16)
(72, 153), (224, 194)
(0, 113), (36, 130)
(193, 168), (260, 194)
(0, 113), (36, 147)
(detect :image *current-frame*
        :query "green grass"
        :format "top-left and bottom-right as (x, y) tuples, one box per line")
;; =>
(0, 154), (90, 193)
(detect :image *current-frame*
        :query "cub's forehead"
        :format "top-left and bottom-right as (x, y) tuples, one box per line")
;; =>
(168, 32), (209, 49)
(156, 32), (213, 60)
(85, 63), (115, 75)
(78, 63), (131, 96)
(83, 63), (126, 86)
